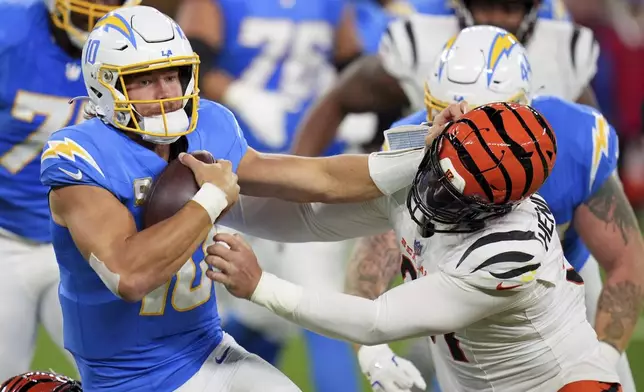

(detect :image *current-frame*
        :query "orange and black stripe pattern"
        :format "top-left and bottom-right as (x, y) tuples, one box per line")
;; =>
(0, 372), (81, 392)
(440, 102), (557, 205)
(559, 380), (622, 392)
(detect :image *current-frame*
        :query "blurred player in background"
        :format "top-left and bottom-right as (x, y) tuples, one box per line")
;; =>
(175, 1), (364, 390)
(0, 0), (139, 380)
(348, 0), (448, 152)
(347, 26), (642, 392)
(292, 0), (598, 155)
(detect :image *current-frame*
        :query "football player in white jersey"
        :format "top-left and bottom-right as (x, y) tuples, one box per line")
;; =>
(291, 0), (599, 156)
(346, 25), (641, 392)
(209, 102), (625, 392)
(289, 2), (622, 390)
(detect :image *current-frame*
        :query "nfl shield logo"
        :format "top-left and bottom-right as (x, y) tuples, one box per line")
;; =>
(414, 240), (423, 257)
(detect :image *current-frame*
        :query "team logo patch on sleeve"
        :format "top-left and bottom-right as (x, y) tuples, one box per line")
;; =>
(42, 137), (105, 177)
(590, 112), (610, 191)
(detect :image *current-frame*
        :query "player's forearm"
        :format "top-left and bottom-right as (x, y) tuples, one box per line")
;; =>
(253, 149), (423, 203)
(345, 232), (401, 353)
(291, 92), (348, 157)
(320, 154), (383, 202)
(240, 152), (380, 203)
(117, 202), (213, 301)
(576, 175), (644, 351)
(345, 232), (401, 299)
(220, 195), (392, 243)
(251, 270), (501, 345)
(251, 272), (421, 345)
(595, 250), (644, 352)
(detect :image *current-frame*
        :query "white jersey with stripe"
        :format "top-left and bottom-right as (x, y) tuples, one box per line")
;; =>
(379, 13), (600, 110)
(385, 191), (619, 391)
(219, 186), (618, 389)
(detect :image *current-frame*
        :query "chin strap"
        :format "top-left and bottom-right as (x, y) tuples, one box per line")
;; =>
(68, 96), (90, 104)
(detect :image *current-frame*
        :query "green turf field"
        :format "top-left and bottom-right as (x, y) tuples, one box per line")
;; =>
(30, 318), (644, 391)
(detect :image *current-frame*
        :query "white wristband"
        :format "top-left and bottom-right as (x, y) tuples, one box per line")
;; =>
(191, 183), (228, 223)
(368, 147), (425, 196)
(250, 272), (303, 316)
(598, 341), (621, 367)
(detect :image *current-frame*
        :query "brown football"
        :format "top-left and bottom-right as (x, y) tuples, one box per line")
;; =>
(142, 151), (215, 229)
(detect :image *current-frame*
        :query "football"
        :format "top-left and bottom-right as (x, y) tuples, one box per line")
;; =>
(142, 151), (215, 229)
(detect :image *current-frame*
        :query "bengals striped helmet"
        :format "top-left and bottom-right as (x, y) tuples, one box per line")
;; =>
(0, 371), (81, 392)
(407, 102), (556, 233)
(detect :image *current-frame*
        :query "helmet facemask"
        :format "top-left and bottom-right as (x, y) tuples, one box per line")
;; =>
(407, 128), (514, 235)
(424, 83), (530, 123)
(453, 0), (541, 42)
(92, 57), (200, 144)
(49, 0), (138, 49)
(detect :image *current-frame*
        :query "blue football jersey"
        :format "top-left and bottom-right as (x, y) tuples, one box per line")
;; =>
(0, 1), (87, 242)
(391, 95), (619, 271)
(40, 100), (248, 391)
(215, 0), (346, 155)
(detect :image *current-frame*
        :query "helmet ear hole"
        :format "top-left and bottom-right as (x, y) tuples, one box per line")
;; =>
(178, 66), (193, 92)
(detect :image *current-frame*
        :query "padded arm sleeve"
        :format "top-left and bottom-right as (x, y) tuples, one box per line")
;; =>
(219, 195), (393, 242)
(251, 270), (519, 345)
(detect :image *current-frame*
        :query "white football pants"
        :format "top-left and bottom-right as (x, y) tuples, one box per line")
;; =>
(0, 232), (74, 381)
(176, 333), (301, 391)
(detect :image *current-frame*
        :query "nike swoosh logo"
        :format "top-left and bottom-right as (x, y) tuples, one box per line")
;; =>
(214, 347), (231, 364)
(58, 167), (83, 181)
(496, 282), (521, 291)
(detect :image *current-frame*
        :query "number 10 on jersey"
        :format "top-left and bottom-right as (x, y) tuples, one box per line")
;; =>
(139, 243), (213, 315)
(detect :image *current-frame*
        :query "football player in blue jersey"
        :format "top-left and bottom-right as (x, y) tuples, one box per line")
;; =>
(343, 26), (642, 392)
(0, 0), (139, 380)
(174, 2), (363, 390)
(39, 6), (419, 391)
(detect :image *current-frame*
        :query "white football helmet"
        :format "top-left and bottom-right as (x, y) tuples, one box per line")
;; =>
(424, 25), (533, 122)
(81, 6), (200, 144)
(45, 0), (142, 49)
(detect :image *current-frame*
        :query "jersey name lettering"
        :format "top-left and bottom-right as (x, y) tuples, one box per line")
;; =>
(531, 195), (555, 251)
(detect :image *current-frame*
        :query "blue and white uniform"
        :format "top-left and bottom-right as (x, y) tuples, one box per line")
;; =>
(0, 0), (86, 378)
(41, 99), (298, 391)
